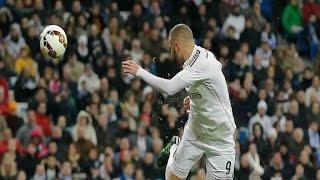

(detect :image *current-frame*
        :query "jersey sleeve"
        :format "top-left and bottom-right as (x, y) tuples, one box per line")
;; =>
(136, 68), (188, 95)
(177, 66), (209, 85)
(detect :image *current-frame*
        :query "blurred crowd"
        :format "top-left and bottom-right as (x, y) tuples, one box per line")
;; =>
(0, 0), (320, 179)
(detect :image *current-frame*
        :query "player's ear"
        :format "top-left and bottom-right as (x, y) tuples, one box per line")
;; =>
(174, 41), (180, 52)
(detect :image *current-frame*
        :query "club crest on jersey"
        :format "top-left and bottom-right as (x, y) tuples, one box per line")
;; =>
(189, 92), (202, 99)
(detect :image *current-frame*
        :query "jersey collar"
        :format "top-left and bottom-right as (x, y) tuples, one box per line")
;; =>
(183, 45), (198, 68)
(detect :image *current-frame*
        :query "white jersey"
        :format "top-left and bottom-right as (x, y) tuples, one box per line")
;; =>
(136, 45), (236, 154)
(179, 45), (236, 154)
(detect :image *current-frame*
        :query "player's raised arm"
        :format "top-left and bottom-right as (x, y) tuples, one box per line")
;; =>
(122, 60), (188, 95)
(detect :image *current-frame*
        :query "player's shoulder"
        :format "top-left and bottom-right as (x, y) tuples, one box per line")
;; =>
(185, 46), (219, 70)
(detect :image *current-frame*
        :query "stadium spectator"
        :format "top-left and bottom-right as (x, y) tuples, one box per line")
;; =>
(94, 113), (115, 151)
(29, 127), (48, 159)
(239, 153), (250, 179)
(272, 105), (287, 132)
(262, 152), (292, 179)
(130, 38), (144, 64)
(76, 34), (89, 64)
(16, 109), (39, 147)
(124, 92), (139, 119)
(255, 41), (272, 68)
(246, 143), (264, 179)
(35, 102), (51, 137)
(89, 160), (102, 179)
(58, 161), (72, 180)
(307, 121), (319, 150)
(71, 110), (97, 146)
(249, 1), (267, 32)
(16, 170), (27, 180)
(54, 87), (77, 126)
(222, 5), (245, 40)
(249, 100), (272, 136)
(63, 52), (84, 83)
(282, 0), (303, 42)
(0, 58), (15, 80)
(126, 3), (146, 36)
(261, 23), (277, 50)
(291, 163), (307, 180)
(48, 71), (61, 95)
(0, 7), (13, 37)
(119, 162), (135, 180)
(302, 0), (320, 23)
(14, 66), (37, 102)
(78, 64), (100, 94)
(32, 164), (46, 180)
(0, 152), (17, 179)
(0, 128), (23, 158)
(4, 23), (25, 61)
(66, 143), (80, 173)
(129, 123), (152, 158)
(81, 147), (99, 175)
(99, 153), (114, 179)
(289, 128), (306, 158)
(240, 18), (260, 53)
(305, 75), (320, 107)
(42, 155), (59, 179)
(74, 127), (95, 164)
(15, 45), (37, 77)
(75, 14), (88, 39)
(0, 77), (12, 117)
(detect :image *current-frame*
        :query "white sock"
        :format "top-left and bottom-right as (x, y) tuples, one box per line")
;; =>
(165, 144), (178, 180)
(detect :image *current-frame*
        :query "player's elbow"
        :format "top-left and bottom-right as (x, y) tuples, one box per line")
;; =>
(165, 86), (180, 95)
(160, 78), (184, 95)
(166, 89), (176, 96)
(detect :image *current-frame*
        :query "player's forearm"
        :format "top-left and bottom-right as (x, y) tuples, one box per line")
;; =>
(136, 68), (186, 95)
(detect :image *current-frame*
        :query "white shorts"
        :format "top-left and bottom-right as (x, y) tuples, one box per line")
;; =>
(171, 128), (235, 179)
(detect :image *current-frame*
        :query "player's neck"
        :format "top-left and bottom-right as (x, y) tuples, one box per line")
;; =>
(182, 43), (195, 62)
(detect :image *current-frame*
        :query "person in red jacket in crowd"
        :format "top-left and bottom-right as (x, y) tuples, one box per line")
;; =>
(140, 101), (152, 126)
(29, 128), (48, 158)
(303, 0), (320, 22)
(0, 129), (24, 158)
(0, 77), (17, 118)
(35, 102), (52, 136)
(0, 77), (10, 117)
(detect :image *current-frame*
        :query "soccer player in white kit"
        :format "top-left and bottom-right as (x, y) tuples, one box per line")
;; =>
(122, 24), (236, 180)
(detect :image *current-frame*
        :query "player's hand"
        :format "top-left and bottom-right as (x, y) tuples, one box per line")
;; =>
(122, 60), (141, 76)
(183, 96), (190, 112)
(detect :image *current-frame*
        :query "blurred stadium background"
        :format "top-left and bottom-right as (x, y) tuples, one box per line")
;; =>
(0, 0), (320, 179)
